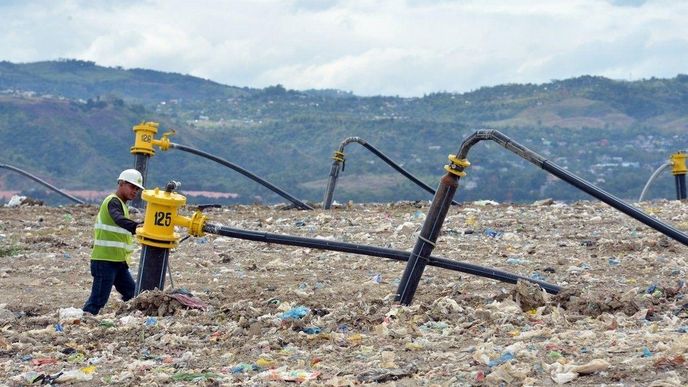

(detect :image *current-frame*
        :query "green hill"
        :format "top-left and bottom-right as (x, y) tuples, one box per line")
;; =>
(1, 60), (687, 205)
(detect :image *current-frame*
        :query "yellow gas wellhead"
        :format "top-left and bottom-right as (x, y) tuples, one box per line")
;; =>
(671, 152), (688, 176)
(130, 121), (173, 156)
(136, 187), (207, 248)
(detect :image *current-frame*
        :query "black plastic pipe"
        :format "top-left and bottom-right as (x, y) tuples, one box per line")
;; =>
(169, 143), (312, 210)
(322, 137), (459, 209)
(132, 153), (150, 209)
(396, 129), (688, 304)
(202, 222), (562, 294)
(0, 163), (84, 204)
(135, 244), (170, 295)
(675, 174), (686, 200)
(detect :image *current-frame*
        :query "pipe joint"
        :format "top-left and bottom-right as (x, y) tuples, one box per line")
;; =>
(332, 150), (345, 163)
(174, 211), (207, 237)
(444, 154), (470, 177)
(152, 130), (174, 152)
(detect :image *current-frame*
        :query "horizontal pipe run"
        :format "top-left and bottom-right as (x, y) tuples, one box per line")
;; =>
(169, 143), (313, 210)
(203, 222), (561, 294)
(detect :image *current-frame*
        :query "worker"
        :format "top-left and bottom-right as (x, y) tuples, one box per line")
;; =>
(83, 169), (144, 315)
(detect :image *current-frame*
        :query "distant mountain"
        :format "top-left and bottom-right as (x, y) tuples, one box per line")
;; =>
(1, 59), (687, 205)
(0, 59), (251, 104)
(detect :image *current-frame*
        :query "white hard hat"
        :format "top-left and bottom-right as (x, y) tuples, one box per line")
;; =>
(117, 169), (144, 189)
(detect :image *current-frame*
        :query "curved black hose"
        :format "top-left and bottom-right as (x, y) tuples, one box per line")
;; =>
(203, 222), (561, 294)
(0, 163), (84, 204)
(323, 137), (459, 209)
(169, 143), (312, 210)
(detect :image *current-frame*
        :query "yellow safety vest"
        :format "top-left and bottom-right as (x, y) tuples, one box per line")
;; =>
(91, 194), (134, 264)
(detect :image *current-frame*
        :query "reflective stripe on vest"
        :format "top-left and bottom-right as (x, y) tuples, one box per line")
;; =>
(91, 194), (134, 264)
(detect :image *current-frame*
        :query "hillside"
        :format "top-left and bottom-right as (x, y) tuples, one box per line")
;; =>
(1, 60), (688, 205)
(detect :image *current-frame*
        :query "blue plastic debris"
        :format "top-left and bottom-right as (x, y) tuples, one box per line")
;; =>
(302, 326), (321, 334)
(488, 352), (514, 367)
(641, 347), (652, 357)
(608, 257), (621, 266)
(483, 228), (502, 238)
(281, 306), (309, 320)
(145, 316), (157, 326)
(230, 363), (259, 374)
(530, 272), (546, 281)
(54, 323), (63, 333)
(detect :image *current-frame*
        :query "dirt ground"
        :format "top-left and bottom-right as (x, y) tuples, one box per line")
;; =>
(1, 198), (688, 385)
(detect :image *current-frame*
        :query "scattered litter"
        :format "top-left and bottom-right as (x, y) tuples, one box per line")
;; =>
(483, 227), (503, 238)
(281, 305), (309, 320)
(259, 367), (321, 383)
(2, 201), (688, 385)
(6, 195), (26, 207)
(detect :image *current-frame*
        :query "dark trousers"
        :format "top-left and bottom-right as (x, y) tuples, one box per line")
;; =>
(83, 260), (136, 315)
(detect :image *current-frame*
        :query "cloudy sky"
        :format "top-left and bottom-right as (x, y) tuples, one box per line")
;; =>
(1, 0), (686, 96)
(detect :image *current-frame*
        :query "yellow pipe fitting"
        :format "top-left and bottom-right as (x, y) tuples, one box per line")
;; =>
(152, 129), (175, 152)
(671, 152), (687, 175)
(131, 121), (160, 156)
(174, 211), (207, 237)
(136, 187), (187, 248)
(332, 150), (345, 163)
(444, 154), (470, 177)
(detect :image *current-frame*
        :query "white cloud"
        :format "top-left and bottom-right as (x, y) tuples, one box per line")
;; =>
(0, 0), (686, 96)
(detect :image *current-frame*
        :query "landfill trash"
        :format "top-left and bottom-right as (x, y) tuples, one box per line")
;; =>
(302, 326), (322, 334)
(483, 227), (503, 238)
(372, 273), (382, 283)
(488, 352), (514, 367)
(172, 371), (222, 382)
(280, 305), (309, 320)
(3, 201), (688, 385)
(473, 200), (499, 206)
(230, 363), (260, 374)
(58, 307), (84, 323)
(506, 257), (529, 265)
(56, 366), (95, 383)
(259, 367), (321, 383)
(357, 364), (418, 383)
(6, 195), (26, 207)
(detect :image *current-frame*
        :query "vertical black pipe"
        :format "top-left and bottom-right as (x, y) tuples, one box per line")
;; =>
(132, 153), (149, 209)
(675, 174), (687, 200)
(135, 245), (169, 295)
(395, 173), (459, 305)
(323, 160), (342, 209)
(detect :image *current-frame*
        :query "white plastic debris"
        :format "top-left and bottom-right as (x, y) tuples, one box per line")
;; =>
(6, 195), (26, 207)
